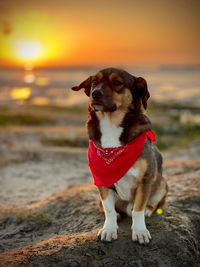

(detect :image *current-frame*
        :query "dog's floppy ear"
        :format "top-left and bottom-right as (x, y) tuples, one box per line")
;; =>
(134, 77), (150, 109)
(71, 76), (92, 97)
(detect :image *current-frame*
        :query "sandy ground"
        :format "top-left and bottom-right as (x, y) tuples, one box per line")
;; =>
(0, 167), (199, 266)
(0, 125), (90, 206)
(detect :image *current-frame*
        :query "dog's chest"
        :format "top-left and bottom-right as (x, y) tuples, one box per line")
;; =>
(99, 114), (138, 200)
(99, 114), (123, 148)
(114, 168), (138, 201)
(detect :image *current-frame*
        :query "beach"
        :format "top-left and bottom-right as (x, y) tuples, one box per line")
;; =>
(0, 66), (200, 266)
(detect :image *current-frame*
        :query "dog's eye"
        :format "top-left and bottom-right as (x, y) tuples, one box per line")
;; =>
(112, 80), (123, 86)
(92, 79), (98, 86)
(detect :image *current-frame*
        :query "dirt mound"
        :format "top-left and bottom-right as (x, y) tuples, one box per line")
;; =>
(0, 159), (200, 267)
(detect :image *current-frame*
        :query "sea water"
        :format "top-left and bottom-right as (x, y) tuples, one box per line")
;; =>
(0, 65), (199, 107)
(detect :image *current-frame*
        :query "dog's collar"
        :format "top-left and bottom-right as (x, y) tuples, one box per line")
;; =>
(88, 130), (155, 188)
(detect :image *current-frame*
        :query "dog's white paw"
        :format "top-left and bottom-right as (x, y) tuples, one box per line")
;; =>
(132, 228), (151, 244)
(98, 227), (118, 242)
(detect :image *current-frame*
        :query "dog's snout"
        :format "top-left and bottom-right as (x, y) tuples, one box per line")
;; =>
(92, 89), (103, 100)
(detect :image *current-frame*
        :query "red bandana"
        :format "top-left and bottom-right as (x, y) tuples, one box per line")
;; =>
(88, 130), (155, 188)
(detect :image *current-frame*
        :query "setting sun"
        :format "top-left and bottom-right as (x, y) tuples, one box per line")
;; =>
(0, 0), (199, 67)
(15, 40), (42, 60)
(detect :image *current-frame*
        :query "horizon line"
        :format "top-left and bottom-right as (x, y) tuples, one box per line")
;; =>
(0, 63), (200, 71)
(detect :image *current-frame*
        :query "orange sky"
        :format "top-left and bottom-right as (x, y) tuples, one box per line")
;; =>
(0, 0), (199, 67)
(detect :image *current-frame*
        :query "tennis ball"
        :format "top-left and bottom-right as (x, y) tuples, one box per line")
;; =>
(156, 208), (163, 215)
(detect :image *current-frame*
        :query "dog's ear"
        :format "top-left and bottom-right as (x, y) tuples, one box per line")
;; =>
(134, 77), (150, 109)
(71, 76), (92, 97)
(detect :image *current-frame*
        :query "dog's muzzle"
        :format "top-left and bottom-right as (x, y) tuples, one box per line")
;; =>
(91, 88), (117, 112)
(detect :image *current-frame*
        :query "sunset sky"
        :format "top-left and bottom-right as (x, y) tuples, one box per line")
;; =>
(0, 0), (199, 67)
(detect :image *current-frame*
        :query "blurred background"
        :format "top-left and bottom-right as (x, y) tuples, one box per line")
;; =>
(0, 0), (199, 205)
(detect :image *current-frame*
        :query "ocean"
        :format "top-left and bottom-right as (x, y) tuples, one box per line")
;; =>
(0, 65), (199, 107)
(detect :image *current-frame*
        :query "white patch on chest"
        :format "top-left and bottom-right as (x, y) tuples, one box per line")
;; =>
(100, 114), (123, 148)
(99, 114), (139, 201)
(114, 168), (139, 201)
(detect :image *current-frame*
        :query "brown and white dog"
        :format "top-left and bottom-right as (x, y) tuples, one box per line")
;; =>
(72, 67), (168, 244)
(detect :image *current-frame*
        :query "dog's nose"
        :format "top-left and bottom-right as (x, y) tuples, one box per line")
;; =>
(92, 89), (103, 100)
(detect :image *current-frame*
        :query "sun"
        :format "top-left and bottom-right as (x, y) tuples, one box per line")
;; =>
(15, 39), (43, 61)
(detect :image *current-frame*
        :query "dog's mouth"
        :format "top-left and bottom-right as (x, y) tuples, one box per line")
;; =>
(91, 100), (117, 112)
(92, 104), (105, 111)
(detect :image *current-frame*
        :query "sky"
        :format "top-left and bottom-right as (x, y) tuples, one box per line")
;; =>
(0, 0), (199, 67)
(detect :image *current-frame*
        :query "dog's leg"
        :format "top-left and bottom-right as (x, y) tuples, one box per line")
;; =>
(131, 183), (152, 244)
(145, 178), (168, 217)
(97, 187), (118, 242)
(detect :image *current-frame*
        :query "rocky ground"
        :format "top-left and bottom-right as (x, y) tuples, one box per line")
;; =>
(0, 105), (200, 266)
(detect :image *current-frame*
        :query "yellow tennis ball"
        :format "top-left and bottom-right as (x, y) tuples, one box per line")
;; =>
(156, 208), (163, 215)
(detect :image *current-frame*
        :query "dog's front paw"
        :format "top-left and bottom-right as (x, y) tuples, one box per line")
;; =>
(98, 227), (118, 242)
(132, 228), (151, 244)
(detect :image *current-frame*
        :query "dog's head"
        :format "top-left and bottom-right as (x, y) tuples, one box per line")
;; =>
(71, 68), (150, 112)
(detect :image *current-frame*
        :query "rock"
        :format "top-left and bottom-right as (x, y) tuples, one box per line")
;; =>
(0, 158), (200, 267)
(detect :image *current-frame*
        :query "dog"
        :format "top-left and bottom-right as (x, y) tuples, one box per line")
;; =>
(71, 67), (168, 244)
